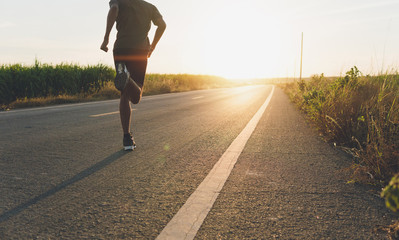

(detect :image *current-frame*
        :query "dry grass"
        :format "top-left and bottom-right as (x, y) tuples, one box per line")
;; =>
(1, 71), (243, 110)
(282, 67), (399, 240)
(143, 74), (238, 95)
(375, 222), (399, 240)
(4, 81), (120, 110)
(281, 67), (399, 185)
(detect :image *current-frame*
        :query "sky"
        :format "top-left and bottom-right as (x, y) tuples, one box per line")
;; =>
(1, 0), (399, 79)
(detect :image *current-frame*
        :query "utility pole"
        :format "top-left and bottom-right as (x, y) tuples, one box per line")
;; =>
(300, 32), (303, 82)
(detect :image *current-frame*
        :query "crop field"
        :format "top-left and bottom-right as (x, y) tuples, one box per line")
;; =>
(0, 61), (114, 107)
(0, 61), (238, 109)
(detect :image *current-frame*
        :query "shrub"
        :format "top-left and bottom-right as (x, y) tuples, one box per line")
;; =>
(381, 174), (399, 212)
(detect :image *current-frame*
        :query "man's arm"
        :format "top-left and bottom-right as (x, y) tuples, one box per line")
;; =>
(100, 4), (119, 52)
(148, 17), (166, 58)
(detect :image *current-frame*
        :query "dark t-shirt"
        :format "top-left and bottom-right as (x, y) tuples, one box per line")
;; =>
(109, 0), (163, 50)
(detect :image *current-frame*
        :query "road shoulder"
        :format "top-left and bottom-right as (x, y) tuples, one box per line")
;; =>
(196, 87), (396, 239)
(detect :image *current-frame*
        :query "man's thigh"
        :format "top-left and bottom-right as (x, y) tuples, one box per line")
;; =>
(114, 49), (148, 87)
(125, 56), (147, 88)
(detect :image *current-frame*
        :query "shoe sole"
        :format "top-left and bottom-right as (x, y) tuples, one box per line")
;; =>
(124, 145), (136, 151)
(114, 72), (129, 91)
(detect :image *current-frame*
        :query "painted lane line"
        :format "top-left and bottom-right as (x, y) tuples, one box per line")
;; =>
(90, 109), (136, 118)
(156, 85), (275, 240)
(90, 111), (119, 117)
(192, 96), (204, 100)
(0, 99), (119, 114)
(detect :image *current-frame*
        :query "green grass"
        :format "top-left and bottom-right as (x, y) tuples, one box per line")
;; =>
(281, 67), (399, 185)
(0, 60), (114, 107)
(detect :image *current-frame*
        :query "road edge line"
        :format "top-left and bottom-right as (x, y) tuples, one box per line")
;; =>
(156, 85), (275, 240)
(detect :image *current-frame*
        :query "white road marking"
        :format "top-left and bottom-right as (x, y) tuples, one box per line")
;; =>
(90, 109), (136, 118)
(0, 99), (119, 114)
(156, 86), (275, 240)
(90, 111), (119, 117)
(192, 96), (204, 100)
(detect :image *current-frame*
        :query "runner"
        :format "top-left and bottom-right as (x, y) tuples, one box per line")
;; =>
(100, 0), (166, 151)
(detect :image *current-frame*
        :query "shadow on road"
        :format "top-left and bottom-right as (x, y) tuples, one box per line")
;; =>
(0, 150), (129, 223)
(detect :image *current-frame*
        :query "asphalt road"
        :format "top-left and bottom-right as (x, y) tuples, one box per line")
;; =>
(0, 85), (396, 239)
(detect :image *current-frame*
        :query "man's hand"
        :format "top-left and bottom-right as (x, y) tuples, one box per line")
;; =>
(100, 39), (109, 52)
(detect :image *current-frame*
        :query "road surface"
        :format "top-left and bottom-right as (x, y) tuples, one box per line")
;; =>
(0, 85), (396, 239)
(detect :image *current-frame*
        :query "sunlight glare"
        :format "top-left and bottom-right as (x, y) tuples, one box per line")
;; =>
(198, 2), (286, 79)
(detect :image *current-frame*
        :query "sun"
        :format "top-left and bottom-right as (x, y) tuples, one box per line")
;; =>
(196, 2), (287, 79)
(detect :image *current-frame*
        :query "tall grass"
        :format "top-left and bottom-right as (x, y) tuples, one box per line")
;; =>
(0, 60), (114, 106)
(0, 61), (240, 109)
(282, 67), (399, 184)
(143, 74), (234, 95)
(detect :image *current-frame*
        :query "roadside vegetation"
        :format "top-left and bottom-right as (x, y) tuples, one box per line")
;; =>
(282, 67), (398, 185)
(0, 60), (115, 109)
(0, 61), (239, 110)
(281, 67), (399, 237)
(142, 73), (235, 95)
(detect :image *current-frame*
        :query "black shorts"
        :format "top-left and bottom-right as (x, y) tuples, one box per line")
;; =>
(113, 48), (148, 87)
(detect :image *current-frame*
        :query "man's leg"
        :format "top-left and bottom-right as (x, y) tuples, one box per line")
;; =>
(114, 49), (147, 150)
(119, 80), (142, 134)
(119, 88), (132, 134)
